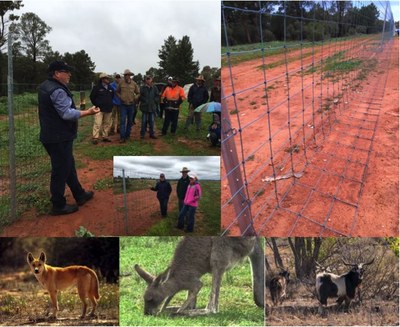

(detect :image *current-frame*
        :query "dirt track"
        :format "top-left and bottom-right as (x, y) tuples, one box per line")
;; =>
(222, 37), (399, 236)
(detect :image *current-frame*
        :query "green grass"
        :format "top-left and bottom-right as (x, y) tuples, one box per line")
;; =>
(146, 180), (221, 236)
(119, 237), (264, 326)
(222, 34), (373, 67)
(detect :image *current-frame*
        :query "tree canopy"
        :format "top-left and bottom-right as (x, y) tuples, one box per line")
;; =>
(223, 1), (387, 46)
(158, 35), (200, 85)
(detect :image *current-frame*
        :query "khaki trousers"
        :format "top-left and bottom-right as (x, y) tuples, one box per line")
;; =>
(92, 111), (112, 139)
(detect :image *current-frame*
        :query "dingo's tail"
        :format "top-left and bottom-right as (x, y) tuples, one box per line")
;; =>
(90, 269), (100, 300)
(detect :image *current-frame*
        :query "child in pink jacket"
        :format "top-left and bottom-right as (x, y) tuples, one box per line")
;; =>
(176, 173), (202, 232)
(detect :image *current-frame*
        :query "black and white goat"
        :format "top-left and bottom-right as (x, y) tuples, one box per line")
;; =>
(315, 258), (374, 314)
(269, 270), (290, 306)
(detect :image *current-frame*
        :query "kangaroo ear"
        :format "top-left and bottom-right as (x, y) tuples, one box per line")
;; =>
(39, 252), (46, 263)
(27, 252), (34, 264)
(134, 264), (155, 284)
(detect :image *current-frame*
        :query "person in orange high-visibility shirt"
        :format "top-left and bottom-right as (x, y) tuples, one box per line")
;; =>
(160, 77), (186, 135)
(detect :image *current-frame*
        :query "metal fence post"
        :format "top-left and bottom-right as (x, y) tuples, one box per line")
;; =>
(122, 168), (129, 234)
(380, 2), (388, 48)
(221, 88), (255, 236)
(7, 33), (17, 221)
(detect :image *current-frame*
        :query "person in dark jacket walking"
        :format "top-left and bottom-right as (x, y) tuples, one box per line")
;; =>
(90, 73), (114, 144)
(186, 75), (209, 130)
(139, 76), (159, 139)
(38, 61), (100, 215)
(150, 173), (172, 217)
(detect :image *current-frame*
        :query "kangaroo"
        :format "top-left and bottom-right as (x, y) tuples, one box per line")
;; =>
(134, 236), (264, 315)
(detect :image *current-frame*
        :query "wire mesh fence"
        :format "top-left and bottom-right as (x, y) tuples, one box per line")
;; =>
(113, 168), (179, 235)
(221, 1), (396, 236)
(0, 82), (93, 229)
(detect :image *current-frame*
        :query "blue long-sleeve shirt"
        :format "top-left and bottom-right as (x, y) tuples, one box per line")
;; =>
(50, 89), (81, 121)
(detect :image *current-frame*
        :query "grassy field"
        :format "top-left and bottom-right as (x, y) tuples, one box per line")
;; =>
(119, 237), (264, 326)
(221, 34), (378, 67)
(146, 180), (221, 236)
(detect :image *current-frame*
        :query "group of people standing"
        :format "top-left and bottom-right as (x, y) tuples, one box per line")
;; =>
(37, 60), (215, 223)
(89, 70), (221, 144)
(150, 167), (202, 233)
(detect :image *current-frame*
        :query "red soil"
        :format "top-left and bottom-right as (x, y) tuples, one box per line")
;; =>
(1, 157), (174, 237)
(221, 37), (399, 236)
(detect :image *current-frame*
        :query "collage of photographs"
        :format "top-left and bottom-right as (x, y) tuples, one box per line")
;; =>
(0, 0), (398, 326)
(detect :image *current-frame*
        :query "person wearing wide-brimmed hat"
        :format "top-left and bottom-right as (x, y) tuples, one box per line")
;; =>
(138, 75), (159, 139)
(90, 73), (114, 144)
(38, 61), (100, 215)
(176, 166), (191, 214)
(185, 75), (209, 131)
(160, 77), (186, 135)
(116, 69), (140, 143)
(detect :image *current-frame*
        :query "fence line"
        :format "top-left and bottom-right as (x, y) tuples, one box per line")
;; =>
(221, 1), (395, 236)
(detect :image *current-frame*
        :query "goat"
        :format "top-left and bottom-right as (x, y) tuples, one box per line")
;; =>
(134, 236), (264, 315)
(315, 258), (374, 314)
(269, 270), (290, 306)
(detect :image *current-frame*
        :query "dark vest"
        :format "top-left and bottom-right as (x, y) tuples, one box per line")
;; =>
(38, 78), (78, 143)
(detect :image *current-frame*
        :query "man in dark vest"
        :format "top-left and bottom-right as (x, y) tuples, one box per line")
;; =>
(38, 61), (100, 215)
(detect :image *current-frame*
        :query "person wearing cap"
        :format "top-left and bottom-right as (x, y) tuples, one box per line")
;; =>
(138, 76), (159, 139)
(176, 167), (190, 214)
(150, 173), (172, 217)
(176, 172), (202, 232)
(109, 74), (122, 135)
(38, 60), (100, 215)
(160, 77), (186, 136)
(116, 69), (140, 143)
(89, 73), (114, 144)
(186, 75), (209, 131)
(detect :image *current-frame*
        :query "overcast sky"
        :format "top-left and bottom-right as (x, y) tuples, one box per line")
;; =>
(17, 0), (221, 75)
(113, 156), (220, 180)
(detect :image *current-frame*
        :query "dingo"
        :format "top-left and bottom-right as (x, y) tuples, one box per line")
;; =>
(27, 252), (100, 319)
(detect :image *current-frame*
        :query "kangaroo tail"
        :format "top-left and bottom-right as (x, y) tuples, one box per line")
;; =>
(249, 238), (265, 308)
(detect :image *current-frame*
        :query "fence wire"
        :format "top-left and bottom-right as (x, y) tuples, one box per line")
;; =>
(221, 1), (395, 236)
(0, 79), (93, 229)
(113, 168), (179, 235)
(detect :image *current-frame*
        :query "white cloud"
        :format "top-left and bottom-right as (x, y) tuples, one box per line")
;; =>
(113, 156), (221, 180)
(17, 0), (221, 75)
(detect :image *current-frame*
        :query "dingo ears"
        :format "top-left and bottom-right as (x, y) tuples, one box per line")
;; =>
(39, 252), (46, 263)
(26, 252), (47, 264)
(27, 252), (34, 264)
